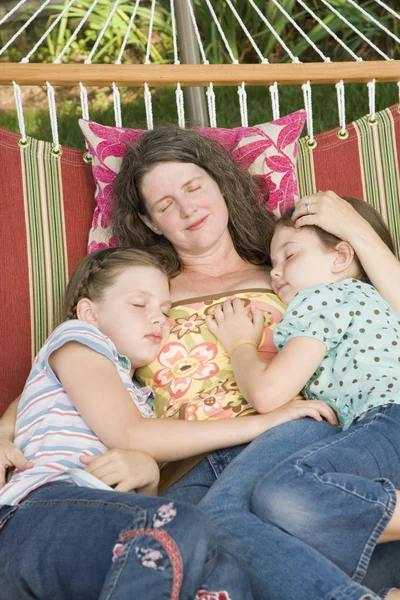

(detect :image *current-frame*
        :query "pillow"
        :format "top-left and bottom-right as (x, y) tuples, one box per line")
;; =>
(79, 111), (307, 252)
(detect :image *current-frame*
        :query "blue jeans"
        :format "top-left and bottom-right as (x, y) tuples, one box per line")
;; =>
(0, 481), (253, 600)
(164, 445), (247, 504)
(199, 416), (400, 600)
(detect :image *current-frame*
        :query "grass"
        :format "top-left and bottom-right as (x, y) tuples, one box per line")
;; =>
(0, 82), (398, 148)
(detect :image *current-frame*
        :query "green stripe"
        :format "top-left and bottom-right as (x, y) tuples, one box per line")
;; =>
(21, 138), (69, 359)
(353, 108), (400, 257)
(296, 137), (317, 198)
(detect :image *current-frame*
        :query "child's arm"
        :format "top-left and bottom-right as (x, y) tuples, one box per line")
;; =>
(50, 341), (336, 463)
(0, 396), (33, 486)
(206, 298), (326, 413)
(80, 450), (160, 496)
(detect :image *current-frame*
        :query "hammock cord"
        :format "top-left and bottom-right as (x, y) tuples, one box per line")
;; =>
(170, 0), (185, 129)
(187, 0), (217, 127)
(302, 81), (314, 145)
(336, 80), (347, 135)
(0, 0), (51, 56)
(12, 81), (26, 143)
(143, 0), (156, 130)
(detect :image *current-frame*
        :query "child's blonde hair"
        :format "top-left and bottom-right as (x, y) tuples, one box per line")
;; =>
(63, 248), (169, 321)
(269, 197), (395, 283)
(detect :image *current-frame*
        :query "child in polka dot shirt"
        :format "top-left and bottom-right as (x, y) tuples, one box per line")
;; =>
(206, 196), (400, 560)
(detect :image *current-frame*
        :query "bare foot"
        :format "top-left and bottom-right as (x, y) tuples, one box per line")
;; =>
(385, 590), (400, 600)
(378, 491), (400, 543)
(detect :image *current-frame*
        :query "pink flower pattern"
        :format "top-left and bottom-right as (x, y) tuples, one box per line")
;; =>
(137, 291), (286, 421)
(79, 111), (306, 252)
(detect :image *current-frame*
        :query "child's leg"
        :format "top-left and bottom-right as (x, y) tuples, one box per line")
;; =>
(0, 482), (252, 600)
(251, 404), (400, 585)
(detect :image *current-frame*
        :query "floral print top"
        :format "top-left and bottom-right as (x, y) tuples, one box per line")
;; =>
(136, 290), (285, 421)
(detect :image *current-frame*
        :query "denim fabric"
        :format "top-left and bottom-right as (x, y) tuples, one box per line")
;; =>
(199, 417), (400, 600)
(164, 444), (247, 504)
(251, 404), (400, 582)
(0, 482), (253, 600)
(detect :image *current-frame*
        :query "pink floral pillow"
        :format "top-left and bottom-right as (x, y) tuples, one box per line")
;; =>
(78, 111), (306, 252)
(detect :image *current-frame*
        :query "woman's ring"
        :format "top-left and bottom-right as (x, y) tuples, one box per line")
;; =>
(305, 203), (310, 214)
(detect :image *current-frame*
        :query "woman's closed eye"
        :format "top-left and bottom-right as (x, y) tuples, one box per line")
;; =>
(160, 201), (172, 212)
(187, 185), (200, 193)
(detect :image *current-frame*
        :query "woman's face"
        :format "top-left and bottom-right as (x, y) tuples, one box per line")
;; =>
(140, 161), (230, 257)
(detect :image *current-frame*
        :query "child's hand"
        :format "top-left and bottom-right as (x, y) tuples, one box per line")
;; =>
(80, 449), (160, 495)
(0, 440), (33, 487)
(269, 398), (338, 428)
(205, 298), (264, 354)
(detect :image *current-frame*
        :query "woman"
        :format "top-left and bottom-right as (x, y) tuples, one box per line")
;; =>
(1, 126), (400, 597)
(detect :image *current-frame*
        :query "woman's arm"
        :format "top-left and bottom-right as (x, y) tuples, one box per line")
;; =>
(50, 342), (336, 463)
(292, 191), (400, 311)
(0, 397), (33, 486)
(206, 299), (327, 412)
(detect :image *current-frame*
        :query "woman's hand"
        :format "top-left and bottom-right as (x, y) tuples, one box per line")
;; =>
(268, 398), (338, 428)
(292, 190), (370, 242)
(205, 298), (264, 354)
(80, 449), (160, 495)
(0, 440), (33, 487)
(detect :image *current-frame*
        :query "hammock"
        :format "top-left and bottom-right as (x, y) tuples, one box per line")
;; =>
(0, 0), (399, 412)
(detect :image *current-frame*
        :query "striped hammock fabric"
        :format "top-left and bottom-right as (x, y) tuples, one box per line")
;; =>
(1, 103), (399, 412)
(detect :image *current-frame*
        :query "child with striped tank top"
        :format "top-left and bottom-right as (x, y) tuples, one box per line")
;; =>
(0, 246), (337, 600)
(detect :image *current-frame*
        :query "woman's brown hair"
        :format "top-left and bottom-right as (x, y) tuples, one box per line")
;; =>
(269, 196), (395, 283)
(112, 125), (276, 276)
(62, 247), (169, 321)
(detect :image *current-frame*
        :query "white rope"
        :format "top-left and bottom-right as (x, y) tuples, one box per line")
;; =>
(203, 0), (238, 63)
(247, 0), (299, 63)
(112, 0), (142, 131)
(170, 0), (185, 128)
(55, 0), (102, 63)
(225, 0), (268, 63)
(0, 0), (52, 56)
(79, 82), (90, 121)
(238, 82), (249, 127)
(112, 83), (122, 128)
(21, 0), (76, 63)
(85, 0), (121, 64)
(0, 0), (28, 27)
(187, 0), (219, 127)
(145, 0), (156, 65)
(270, 0), (330, 62)
(46, 81), (60, 152)
(187, 0), (208, 65)
(143, 0), (156, 130)
(302, 81), (314, 144)
(116, 0), (141, 64)
(368, 79), (376, 121)
(336, 80), (346, 134)
(269, 82), (280, 121)
(176, 83), (185, 128)
(206, 82), (217, 128)
(373, 0), (400, 20)
(318, 0), (391, 61)
(295, 0), (362, 62)
(12, 81), (27, 143)
(144, 82), (154, 130)
(345, 0), (400, 47)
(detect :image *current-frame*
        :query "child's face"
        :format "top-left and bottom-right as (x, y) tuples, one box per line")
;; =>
(270, 226), (337, 304)
(92, 266), (171, 370)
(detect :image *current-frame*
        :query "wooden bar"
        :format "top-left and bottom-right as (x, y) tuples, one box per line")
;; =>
(0, 61), (399, 87)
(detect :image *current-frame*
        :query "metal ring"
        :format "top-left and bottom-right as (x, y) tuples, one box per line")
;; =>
(367, 115), (378, 126)
(336, 128), (349, 140)
(396, 104), (400, 114)
(51, 144), (63, 158)
(305, 203), (310, 214)
(82, 151), (93, 164)
(305, 136), (317, 150)
(17, 137), (29, 148)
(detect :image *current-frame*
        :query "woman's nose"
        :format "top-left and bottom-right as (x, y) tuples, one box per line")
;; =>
(270, 266), (280, 279)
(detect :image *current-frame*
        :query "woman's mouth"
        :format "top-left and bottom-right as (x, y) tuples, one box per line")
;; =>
(185, 215), (208, 231)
